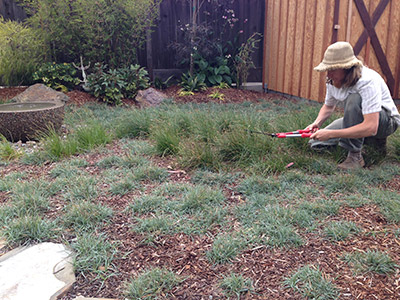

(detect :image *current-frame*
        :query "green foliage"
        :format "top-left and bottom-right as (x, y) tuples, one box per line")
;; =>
(234, 33), (262, 88)
(71, 232), (118, 277)
(74, 122), (112, 151)
(208, 90), (225, 101)
(0, 17), (46, 85)
(283, 265), (340, 300)
(87, 63), (150, 105)
(32, 62), (80, 92)
(371, 189), (400, 223)
(62, 201), (113, 232)
(19, 0), (161, 66)
(323, 221), (361, 241)
(124, 267), (181, 300)
(193, 53), (233, 86)
(115, 110), (152, 138)
(153, 75), (174, 90)
(206, 234), (246, 264)
(179, 72), (207, 92)
(219, 273), (254, 299)
(0, 135), (22, 161)
(2, 216), (58, 246)
(342, 250), (398, 275)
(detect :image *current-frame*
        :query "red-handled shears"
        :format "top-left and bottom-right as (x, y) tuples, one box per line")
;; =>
(248, 128), (316, 138)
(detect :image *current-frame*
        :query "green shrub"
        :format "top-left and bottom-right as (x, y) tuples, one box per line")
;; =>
(179, 72), (206, 92)
(87, 63), (150, 105)
(0, 17), (46, 85)
(193, 53), (233, 86)
(32, 62), (80, 92)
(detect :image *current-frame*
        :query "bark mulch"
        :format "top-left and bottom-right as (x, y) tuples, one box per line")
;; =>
(0, 86), (399, 300)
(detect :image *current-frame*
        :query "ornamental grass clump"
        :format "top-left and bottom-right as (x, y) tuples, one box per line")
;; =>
(342, 250), (398, 275)
(284, 265), (339, 300)
(220, 273), (254, 299)
(124, 267), (181, 300)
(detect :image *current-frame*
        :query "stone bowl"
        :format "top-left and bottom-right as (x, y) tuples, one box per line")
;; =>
(0, 101), (65, 142)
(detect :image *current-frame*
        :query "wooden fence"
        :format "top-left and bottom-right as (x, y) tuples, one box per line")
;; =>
(0, 0), (26, 21)
(139, 0), (265, 81)
(263, 0), (400, 101)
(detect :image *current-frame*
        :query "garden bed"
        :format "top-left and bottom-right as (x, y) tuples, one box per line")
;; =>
(0, 86), (400, 300)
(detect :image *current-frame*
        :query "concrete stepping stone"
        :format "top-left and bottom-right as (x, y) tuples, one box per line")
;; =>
(0, 242), (75, 300)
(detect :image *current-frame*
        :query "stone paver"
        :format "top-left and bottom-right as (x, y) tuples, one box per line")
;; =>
(0, 242), (75, 300)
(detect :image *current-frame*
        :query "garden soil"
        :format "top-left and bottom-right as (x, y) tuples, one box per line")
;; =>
(0, 86), (400, 299)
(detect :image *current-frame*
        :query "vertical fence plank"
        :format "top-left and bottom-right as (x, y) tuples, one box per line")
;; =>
(269, 0), (280, 89)
(292, 0), (306, 97)
(300, 1), (316, 99)
(276, 0), (288, 92)
(310, 0), (333, 102)
(283, 0), (296, 95)
(393, 0), (400, 98)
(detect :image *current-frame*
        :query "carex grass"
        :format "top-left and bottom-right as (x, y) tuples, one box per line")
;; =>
(1, 97), (400, 299)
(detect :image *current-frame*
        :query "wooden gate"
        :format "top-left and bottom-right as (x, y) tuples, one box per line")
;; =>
(263, 0), (400, 101)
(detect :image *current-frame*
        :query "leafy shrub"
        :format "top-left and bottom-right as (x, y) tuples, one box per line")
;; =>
(193, 53), (233, 86)
(33, 62), (80, 92)
(179, 72), (206, 93)
(87, 63), (150, 105)
(0, 17), (46, 85)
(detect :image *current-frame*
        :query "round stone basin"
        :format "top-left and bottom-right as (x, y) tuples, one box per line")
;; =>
(0, 101), (65, 142)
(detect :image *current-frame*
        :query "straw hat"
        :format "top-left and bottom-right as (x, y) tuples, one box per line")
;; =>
(314, 41), (363, 72)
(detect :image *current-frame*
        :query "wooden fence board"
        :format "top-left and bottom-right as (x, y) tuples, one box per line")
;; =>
(283, 0), (297, 95)
(292, 0), (306, 96)
(395, 0), (400, 97)
(310, 0), (327, 102)
(276, 0), (288, 93)
(300, 1), (316, 99)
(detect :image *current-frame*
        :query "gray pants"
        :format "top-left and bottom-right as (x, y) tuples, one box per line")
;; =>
(310, 93), (398, 152)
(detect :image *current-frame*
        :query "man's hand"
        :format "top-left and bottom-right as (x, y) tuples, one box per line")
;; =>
(310, 129), (332, 141)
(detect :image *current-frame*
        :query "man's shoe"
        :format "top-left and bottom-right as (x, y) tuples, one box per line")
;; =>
(338, 155), (365, 170)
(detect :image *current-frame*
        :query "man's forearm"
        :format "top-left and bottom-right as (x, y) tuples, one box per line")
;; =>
(314, 104), (335, 128)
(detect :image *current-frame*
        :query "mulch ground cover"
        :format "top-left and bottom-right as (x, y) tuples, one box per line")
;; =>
(0, 86), (400, 299)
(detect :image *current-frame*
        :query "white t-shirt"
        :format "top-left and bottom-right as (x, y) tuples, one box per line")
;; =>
(325, 66), (400, 125)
